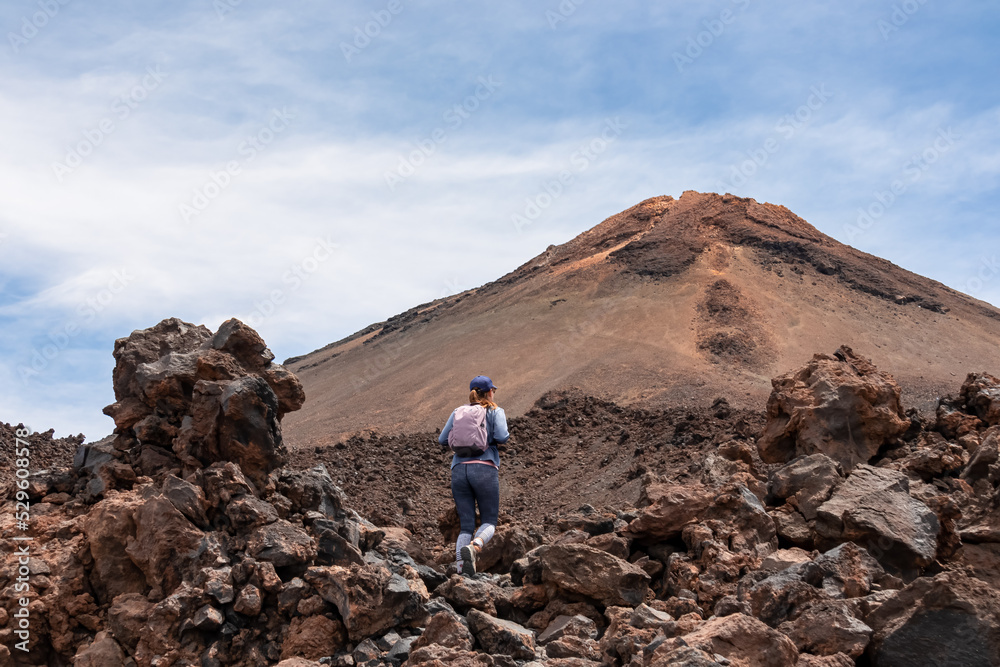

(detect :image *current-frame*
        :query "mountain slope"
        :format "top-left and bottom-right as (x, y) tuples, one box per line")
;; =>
(283, 191), (1000, 447)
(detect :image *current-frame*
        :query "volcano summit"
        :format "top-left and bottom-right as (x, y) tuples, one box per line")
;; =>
(283, 191), (1000, 447)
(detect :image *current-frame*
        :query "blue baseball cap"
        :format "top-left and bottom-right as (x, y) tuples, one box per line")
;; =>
(470, 375), (497, 392)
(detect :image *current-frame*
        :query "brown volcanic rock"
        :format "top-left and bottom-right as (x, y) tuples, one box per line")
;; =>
(813, 465), (939, 574)
(651, 613), (799, 667)
(625, 483), (715, 541)
(412, 610), (475, 651)
(795, 655), (855, 667)
(435, 574), (509, 616)
(124, 493), (209, 598)
(0, 422), (84, 478)
(106, 317), (212, 422)
(102, 317), (304, 487)
(768, 454), (841, 521)
(959, 372), (1000, 425)
(466, 609), (536, 660)
(865, 570), (1000, 666)
(246, 519), (317, 568)
(72, 631), (127, 667)
(777, 599), (872, 658)
(537, 543), (651, 608)
(280, 614), (346, 661)
(283, 191), (1000, 447)
(305, 563), (429, 641)
(83, 495), (148, 603)
(757, 346), (909, 471)
(8, 308), (1000, 667)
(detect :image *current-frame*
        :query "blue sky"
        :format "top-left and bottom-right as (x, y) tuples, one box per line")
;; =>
(1, 0), (998, 440)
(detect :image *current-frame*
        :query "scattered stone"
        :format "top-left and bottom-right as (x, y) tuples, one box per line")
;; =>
(226, 495), (280, 532)
(865, 571), (1000, 666)
(305, 564), (429, 641)
(107, 593), (154, 652)
(761, 548), (814, 573)
(538, 543), (651, 607)
(277, 465), (346, 518)
(556, 508), (616, 536)
(757, 346), (909, 471)
(124, 494), (207, 598)
(435, 574), (509, 615)
(895, 432), (967, 480)
(189, 604), (225, 631)
(313, 519), (366, 567)
(247, 519), (317, 567)
(234, 584), (263, 616)
(406, 644), (492, 666)
(467, 609), (536, 660)
(626, 483), (715, 541)
(412, 610), (475, 651)
(771, 504), (814, 548)
(544, 635), (601, 661)
(83, 496), (148, 603)
(72, 631), (126, 667)
(353, 638), (380, 664)
(777, 599), (872, 658)
(659, 613), (799, 667)
(387, 636), (418, 662)
(963, 426), (1000, 481)
(629, 603), (673, 629)
(537, 615), (599, 644)
(162, 473), (210, 528)
(768, 454), (841, 520)
(585, 532), (630, 559)
(795, 655), (855, 667)
(713, 595), (749, 617)
(280, 615), (346, 661)
(276, 659), (324, 667)
(814, 465), (939, 573)
(960, 372), (1000, 426)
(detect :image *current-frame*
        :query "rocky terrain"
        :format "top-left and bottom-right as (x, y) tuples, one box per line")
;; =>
(2, 319), (999, 666)
(0, 426), (84, 476)
(281, 191), (1000, 445)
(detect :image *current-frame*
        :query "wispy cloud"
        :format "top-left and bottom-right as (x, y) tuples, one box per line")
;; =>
(1, 0), (998, 438)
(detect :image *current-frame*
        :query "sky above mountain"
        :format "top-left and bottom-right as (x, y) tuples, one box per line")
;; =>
(1, 0), (999, 440)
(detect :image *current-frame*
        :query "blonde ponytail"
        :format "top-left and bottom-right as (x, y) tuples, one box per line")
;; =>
(469, 389), (497, 410)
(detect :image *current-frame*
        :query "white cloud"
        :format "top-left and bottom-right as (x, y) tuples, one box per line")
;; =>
(2, 0), (998, 437)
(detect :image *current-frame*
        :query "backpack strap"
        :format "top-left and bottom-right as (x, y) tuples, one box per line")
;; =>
(485, 407), (494, 445)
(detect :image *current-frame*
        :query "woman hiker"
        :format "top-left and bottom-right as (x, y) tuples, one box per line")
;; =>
(438, 375), (509, 576)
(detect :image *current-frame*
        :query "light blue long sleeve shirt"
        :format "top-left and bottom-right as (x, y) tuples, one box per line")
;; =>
(439, 406), (509, 469)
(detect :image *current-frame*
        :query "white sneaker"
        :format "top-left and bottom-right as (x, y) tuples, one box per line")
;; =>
(460, 544), (478, 576)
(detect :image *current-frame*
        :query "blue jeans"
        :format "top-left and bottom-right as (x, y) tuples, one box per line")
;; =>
(451, 463), (499, 534)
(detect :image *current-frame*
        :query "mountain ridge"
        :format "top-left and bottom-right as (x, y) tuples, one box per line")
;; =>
(283, 191), (1000, 448)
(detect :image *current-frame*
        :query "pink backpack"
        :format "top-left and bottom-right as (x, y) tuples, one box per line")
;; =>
(448, 404), (490, 457)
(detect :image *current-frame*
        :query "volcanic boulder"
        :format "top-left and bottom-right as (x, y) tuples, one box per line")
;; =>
(767, 454), (841, 521)
(813, 465), (938, 575)
(865, 571), (1000, 666)
(466, 609), (536, 660)
(124, 493), (212, 598)
(72, 631), (127, 667)
(536, 543), (651, 608)
(757, 346), (909, 471)
(304, 563), (429, 641)
(102, 317), (305, 487)
(279, 615), (346, 660)
(412, 609), (475, 651)
(625, 482), (715, 541)
(649, 613), (799, 667)
(435, 574), (510, 616)
(959, 372), (1000, 426)
(83, 495), (149, 603)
